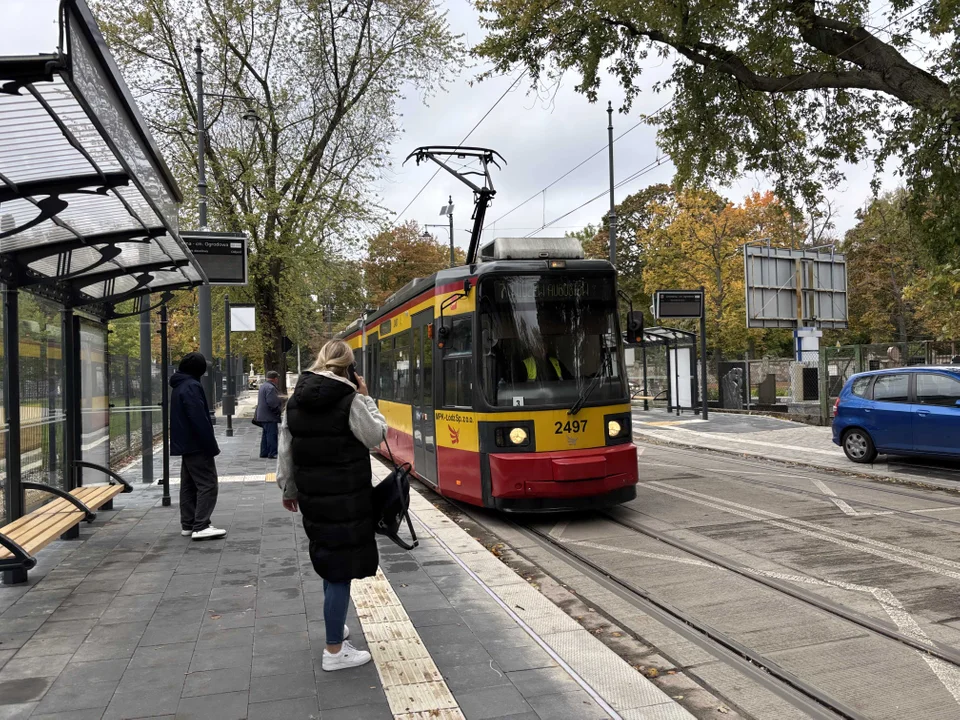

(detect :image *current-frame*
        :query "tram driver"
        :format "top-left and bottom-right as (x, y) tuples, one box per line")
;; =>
(520, 336), (570, 382)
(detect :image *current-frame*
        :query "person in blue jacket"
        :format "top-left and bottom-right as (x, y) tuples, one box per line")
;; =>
(170, 352), (225, 540)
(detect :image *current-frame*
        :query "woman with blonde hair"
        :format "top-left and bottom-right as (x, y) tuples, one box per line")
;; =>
(276, 339), (387, 671)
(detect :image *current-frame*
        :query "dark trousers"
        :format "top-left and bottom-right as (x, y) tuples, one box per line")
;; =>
(180, 453), (219, 532)
(260, 422), (278, 458)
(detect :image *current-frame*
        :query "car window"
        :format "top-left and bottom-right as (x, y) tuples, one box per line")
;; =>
(851, 377), (872, 398)
(873, 374), (909, 403)
(916, 373), (960, 407)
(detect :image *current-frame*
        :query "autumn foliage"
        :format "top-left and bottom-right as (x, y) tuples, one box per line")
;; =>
(363, 222), (466, 307)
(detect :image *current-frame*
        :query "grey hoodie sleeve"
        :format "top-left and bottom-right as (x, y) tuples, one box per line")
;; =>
(350, 395), (387, 448)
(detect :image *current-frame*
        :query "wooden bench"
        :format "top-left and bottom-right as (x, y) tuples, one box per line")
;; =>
(0, 463), (132, 584)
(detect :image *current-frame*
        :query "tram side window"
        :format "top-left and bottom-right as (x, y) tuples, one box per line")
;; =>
(395, 331), (411, 403)
(379, 338), (395, 401)
(442, 317), (473, 408)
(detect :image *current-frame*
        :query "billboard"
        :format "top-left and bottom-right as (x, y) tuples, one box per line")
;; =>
(744, 245), (847, 329)
(181, 231), (248, 285)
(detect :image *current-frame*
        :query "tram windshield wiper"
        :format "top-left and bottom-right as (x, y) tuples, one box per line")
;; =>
(568, 353), (608, 416)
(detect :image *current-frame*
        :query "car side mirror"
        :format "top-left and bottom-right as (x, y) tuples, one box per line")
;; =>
(955, 399), (960, 409)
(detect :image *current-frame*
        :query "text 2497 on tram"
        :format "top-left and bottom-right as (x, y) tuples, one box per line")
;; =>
(342, 236), (639, 512)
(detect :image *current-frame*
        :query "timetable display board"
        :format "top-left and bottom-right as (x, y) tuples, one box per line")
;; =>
(654, 290), (704, 319)
(181, 231), (248, 285)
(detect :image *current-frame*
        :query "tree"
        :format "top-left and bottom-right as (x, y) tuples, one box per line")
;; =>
(93, 0), (463, 388)
(474, 1), (960, 251)
(575, 183), (673, 321)
(841, 192), (924, 343)
(634, 189), (800, 360)
(364, 222), (466, 307)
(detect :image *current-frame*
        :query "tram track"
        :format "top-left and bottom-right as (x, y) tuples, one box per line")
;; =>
(635, 440), (960, 525)
(507, 508), (960, 720)
(507, 516), (871, 720)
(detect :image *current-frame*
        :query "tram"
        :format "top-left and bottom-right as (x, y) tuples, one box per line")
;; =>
(343, 236), (639, 511)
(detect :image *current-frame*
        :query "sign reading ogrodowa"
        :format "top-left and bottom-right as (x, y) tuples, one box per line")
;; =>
(181, 231), (248, 285)
(654, 290), (704, 319)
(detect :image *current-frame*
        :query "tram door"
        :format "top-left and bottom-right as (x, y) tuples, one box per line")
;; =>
(412, 310), (437, 486)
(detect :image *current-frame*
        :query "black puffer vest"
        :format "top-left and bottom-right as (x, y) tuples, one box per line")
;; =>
(286, 372), (378, 582)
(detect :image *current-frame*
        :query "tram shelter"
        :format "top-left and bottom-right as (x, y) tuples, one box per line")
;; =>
(0, 0), (205, 582)
(634, 327), (701, 414)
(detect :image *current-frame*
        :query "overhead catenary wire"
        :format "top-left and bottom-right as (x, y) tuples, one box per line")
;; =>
(390, 70), (527, 226)
(485, 98), (675, 232)
(523, 155), (670, 237)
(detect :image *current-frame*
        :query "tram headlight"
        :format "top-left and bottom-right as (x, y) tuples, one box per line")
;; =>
(509, 427), (528, 446)
(495, 426), (531, 448)
(604, 413), (632, 445)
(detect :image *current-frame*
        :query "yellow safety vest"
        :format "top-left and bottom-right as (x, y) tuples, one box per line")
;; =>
(523, 356), (562, 380)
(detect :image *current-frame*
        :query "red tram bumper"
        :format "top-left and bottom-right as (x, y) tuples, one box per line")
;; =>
(488, 443), (638, 512)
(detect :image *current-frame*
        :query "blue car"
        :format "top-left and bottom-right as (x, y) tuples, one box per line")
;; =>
(833, 367), (960, 463)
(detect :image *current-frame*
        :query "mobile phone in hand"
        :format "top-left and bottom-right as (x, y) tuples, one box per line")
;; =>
(347, 363), (359, 386)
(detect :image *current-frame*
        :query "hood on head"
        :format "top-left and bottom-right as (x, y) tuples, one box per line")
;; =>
(169, 371), (196, 389)
(292, 371), (354, 411)
(178, 352), (207, 379)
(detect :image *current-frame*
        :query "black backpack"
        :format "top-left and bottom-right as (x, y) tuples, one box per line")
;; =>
(372, 443), (419, 550)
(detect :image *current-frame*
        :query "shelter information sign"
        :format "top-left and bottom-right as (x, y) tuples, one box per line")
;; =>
(654, 290), (704, 319)
(230, 304), (256, 332)
(182, 231), (248, 285)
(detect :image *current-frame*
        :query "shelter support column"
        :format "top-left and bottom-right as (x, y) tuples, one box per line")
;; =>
(61, 308), (81, 539)
(160, 304), (171, 507)
(140, 296), (153, 483)
(3, 285), (23, 524)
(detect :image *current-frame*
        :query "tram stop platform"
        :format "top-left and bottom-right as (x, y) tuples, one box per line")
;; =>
(0, 424), (690, 720)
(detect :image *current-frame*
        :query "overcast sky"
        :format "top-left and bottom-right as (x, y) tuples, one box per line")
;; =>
(5, 0), (899, 256)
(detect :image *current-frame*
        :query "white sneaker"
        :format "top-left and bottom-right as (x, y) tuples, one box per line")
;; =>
(343, 624), (350, 640)
(321, 641), (371, 671)
(181, 529), (192, 537)
(192, 526), (227, 540)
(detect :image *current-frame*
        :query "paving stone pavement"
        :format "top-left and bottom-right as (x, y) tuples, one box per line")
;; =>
(0, 424), (609, 719)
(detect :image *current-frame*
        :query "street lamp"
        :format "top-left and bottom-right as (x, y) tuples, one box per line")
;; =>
(194, 40), (262, 423)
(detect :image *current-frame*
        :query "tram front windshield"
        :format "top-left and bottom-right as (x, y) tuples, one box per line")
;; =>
(479, 274), (625, 408)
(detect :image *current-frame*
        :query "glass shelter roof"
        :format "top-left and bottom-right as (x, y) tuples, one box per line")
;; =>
(0, 0), (205, 316)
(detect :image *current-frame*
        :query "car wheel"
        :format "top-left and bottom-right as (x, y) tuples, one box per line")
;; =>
(842, 428), (877, 464)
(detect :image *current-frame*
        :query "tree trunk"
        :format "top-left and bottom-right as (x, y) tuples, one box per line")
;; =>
(255, 260), (288, 394)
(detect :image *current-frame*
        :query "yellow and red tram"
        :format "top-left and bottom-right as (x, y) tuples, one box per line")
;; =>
(343, 237), (638, 511)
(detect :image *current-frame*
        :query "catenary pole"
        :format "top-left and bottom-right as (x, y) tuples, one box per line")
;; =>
(606, 102), (617, 266)
(195, 40), (215, 424)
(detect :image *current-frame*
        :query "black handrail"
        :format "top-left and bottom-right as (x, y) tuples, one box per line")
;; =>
(21, 482), (96, 522)
(74, 461), (134, 492)
(0, 532), (36, 571)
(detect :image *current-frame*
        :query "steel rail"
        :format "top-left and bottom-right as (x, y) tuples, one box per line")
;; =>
(510, 519), (867, 720)
(605, 507), (960, 668)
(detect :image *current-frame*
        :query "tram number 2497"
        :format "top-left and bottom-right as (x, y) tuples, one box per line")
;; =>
(554, 420), (587, 434)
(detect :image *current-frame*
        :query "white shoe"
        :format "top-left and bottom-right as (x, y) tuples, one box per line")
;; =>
(192, 526), (227, 540)
(343, 624), (350, 640)
(321, 641), (371, 671)
(181, 529), (192, 537)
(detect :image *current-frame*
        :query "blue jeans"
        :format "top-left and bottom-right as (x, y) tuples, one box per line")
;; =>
(259, 421), (278, 458)
(323, 579), (352, 645)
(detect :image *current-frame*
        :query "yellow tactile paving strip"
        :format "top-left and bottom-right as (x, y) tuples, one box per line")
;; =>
(354, 569), (465, 719)
(265, 471), (276, 483)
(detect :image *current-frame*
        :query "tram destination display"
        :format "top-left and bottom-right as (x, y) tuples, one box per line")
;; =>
(654, 290), (704, 319)
(181, 231), (248, 285)
(493, 276), (612, 303)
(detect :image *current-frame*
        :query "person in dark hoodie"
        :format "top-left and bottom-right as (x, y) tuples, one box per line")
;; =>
(170, 352), (226, 540)
(276, 339), (386, 671)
